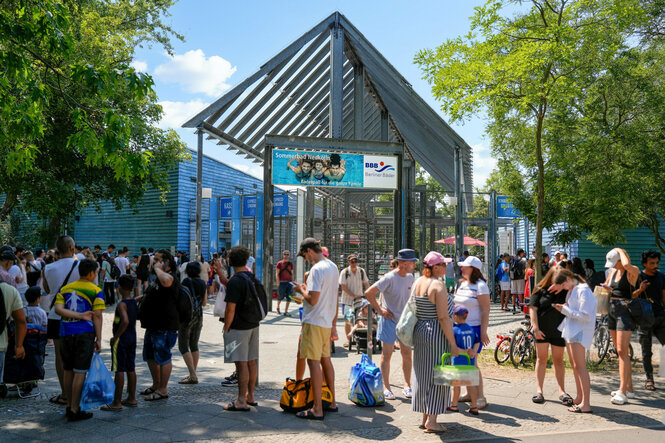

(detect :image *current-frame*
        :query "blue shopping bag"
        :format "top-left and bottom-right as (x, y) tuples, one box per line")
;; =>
(348, 354), (385, 407)
(80, 352), (115, 411)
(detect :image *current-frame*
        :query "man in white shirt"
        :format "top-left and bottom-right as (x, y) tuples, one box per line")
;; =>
(1, 271), (27, 385)
(114, 247), (130, 276)
(42, 235), (80, 406)
(365, 249), (417, 400)
(338, 254), (369, 346)
(293, 238), (339, 420)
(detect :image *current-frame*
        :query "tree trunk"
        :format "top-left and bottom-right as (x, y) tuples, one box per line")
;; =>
(0, 191), (18, 222)
(534, 111), (546, 282)
(46, 217), (62, 248)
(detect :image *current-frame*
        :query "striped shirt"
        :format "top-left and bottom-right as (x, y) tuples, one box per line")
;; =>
(55, 280), (105, 336)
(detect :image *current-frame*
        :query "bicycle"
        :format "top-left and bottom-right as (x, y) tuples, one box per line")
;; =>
(587, 314), (634, 365)
(509, 315), (536, 367)
(494, 333), (512, 364)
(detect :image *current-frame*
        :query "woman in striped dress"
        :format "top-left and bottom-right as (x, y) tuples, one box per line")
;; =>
(412, 251), (459, 433)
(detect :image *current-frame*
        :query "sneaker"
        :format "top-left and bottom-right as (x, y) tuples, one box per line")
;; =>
(611, 390), (635, 399)
(67, 409), (93, 422)
(221, 377), (238, 387)
(224, 372), (237, 381)
(611, 392), (628, 405)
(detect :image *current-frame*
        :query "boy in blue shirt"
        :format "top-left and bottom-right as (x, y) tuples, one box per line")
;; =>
(448, 305), (480, 415)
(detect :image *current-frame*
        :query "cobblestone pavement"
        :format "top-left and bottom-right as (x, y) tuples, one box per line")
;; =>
(1, 302), (663, 442)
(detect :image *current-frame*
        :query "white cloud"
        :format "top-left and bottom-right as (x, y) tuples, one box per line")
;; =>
(471, 143), (497, 190)
(131, 60), (148, 73)
(229, 163), (263, 180)
(158, 100), (209, 129)
(154, 49), (237, 97)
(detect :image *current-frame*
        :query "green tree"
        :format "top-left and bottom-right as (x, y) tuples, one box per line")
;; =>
(1, 0), (188, 245)
(416, 0), (644, 279)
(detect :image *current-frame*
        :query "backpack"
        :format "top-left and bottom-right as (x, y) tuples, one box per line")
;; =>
(109, 261), (121, 280)
(176, 280), (198, 325)
(345, 267), (366, 281)
(235, 272), (268, 323)
(512, 257), (525, 280)
(496, 265), (504, 280)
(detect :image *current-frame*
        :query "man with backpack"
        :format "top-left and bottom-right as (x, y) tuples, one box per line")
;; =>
(1, 247), (27, 394)
(510, 249), (527, 314)
(338, 254), (370, 347)
(137, 249), (179, 401)
(223, 246), (266, 412)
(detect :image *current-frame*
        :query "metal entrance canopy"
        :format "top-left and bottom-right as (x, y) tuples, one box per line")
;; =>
(184, 11), (475, 286)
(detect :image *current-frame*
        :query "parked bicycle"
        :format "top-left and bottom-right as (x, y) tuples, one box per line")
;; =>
(494, 333), (512, 364)
(587, 314), (634, 365)
(509, 314), (536, 367)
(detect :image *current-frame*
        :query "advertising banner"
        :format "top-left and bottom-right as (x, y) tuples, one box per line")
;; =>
(243, 196), (257, 217)
(496, 196), (520, 219)
(272, 149), (397, 189)
(219, 197), (233, 218)
(273, 194), (289, 216)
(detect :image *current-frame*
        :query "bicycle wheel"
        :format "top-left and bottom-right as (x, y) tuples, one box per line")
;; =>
(587, 325), (610, 365)
(509, 328), (527, 367)
(494, 338), (511, 364)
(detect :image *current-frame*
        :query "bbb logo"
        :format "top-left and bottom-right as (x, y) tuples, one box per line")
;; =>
(366, 161), (395, 173)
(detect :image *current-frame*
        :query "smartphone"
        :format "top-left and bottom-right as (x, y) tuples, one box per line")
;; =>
(289, 282), (297, 287)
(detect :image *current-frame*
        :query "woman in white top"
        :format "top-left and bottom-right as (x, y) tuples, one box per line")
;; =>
(550, 268), (597, 413)
(453, 256), (491, 409)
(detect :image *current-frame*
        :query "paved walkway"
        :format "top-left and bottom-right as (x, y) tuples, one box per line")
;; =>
(1, 303), (664, 442)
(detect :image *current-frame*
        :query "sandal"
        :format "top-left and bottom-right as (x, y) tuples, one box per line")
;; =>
(468, 407), (479, 416)
(100, 404), (123, 412)
(446, 406), (459, 412)
(425, 424), (446, 433)
(296, 409), (324, 420)
(144, 392), (168, 401)
(225, 401), (250, 412)
(646, 379), (656, 391)
(121, 399), (137, 407)
(559, 393), (574, 406)
(178, 376), (199, 385)
(384, 390), (396, 400)
(139, 387), (156, 396)
(532, 393), (545, 404)
(568, 404), (593, 413)
(49, 394), (68, 405)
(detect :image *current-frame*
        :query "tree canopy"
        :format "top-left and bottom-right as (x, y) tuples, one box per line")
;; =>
(1, 0), (188, 245)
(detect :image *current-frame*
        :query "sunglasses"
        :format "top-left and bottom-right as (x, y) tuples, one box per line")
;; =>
(349, 259), (358, 263)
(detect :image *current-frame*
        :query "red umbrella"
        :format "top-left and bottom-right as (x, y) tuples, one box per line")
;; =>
(435, 235), (487, 247)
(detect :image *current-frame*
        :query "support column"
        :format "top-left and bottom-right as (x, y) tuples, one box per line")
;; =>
(195, 129), (203, 259)
(262, 145), (274, 310)
(489, 191), (497, 301)
(306, 189), (315, 236)
(329, 22), (344, 139)
(393, 153), (403, 253)
(419, 191), (426, 256)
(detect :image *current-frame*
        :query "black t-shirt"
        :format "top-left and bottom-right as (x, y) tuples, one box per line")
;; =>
(182, 277), (206, 317)
(529, 288), (567, 338)
(640, 270), (665, 314)
(225, 271), (260, 330)
(139, 271), (179, 331)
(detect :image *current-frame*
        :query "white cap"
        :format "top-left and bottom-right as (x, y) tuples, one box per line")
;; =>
(605, 249), (620, 268)
(554, 250), (561, 255)
(457, 256), (483, 270)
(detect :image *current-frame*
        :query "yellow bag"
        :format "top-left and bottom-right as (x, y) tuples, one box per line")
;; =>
(279, 378), (332, 413)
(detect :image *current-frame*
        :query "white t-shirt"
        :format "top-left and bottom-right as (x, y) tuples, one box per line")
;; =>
(9, 264), (28, 298)
(1, 283), (23, 351)
(303, 258), (339, 328)
(115, 256), (129, 276)
(374, 270), (414, 318)
(43, 258), (80, 319)
(76, 253), (86, 260)
(338, 266), (369, 306)
(453, 279), (490, 327)
(199, 261), (211, 282)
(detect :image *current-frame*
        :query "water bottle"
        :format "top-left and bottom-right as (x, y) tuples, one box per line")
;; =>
(660, 346), (665, 378)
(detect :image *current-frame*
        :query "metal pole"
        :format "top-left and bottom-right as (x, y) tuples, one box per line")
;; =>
(263, 145), (274, 311)
(454, 145), (463, 264)
(330, 21), (344, 139)
(489, 191), (497, 302)
(195, 129), (203, 260)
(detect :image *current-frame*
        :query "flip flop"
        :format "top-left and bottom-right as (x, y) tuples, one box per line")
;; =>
(225, 401), (250, 412)
(425, 424), (446, 434)
(446, 406), (459, 412)
(49, 394), (68, 405)
(326, 406), (339, 412)
(100, 404), (123, 412)
(247, 401), (258, 407)
(559, 393), (574, 406)
(568, 404), (593, 413)
(296, 410), (324, 420)
(121, 400), (137, 407)
(402, 388), (413, 398)
(384, 390), (396, 400)
(468, 407), (479, 416)
(532, 393), (545, 404)
(139, 387), (156, 396)
(144, 392), (168, 401)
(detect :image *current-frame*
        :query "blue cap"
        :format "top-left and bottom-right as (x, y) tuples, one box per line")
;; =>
(453, 305), (469, 316)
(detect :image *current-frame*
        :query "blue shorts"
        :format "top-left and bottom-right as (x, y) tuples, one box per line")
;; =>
(452, 355), (476, 366)
(278, 282), (294, 301)
(377, 317), (399, 344)
(471, 325), (483, 354)
(143, 330), (177, 365)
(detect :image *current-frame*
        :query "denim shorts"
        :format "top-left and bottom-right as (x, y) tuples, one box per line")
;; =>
(608, 300), (635, 332)
(277, 282), (294, 301)
(143, 330), (178, 365)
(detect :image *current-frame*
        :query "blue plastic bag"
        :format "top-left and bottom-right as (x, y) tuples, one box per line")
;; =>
(348, 354), (384, 407)
(80, 352), (115, 411)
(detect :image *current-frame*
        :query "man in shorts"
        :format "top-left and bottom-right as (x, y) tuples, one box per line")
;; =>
(510, 249), (527, 314)
(223, 246), (261, 412)
(499, 254), (511, 311)
(293, 238), (339, 420)
(275, 250), (294, 317)
(365, 249), (417, 400)
(338, 254), (370, 346)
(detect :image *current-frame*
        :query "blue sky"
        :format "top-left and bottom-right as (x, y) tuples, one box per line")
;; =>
(135, 0), (495, 188)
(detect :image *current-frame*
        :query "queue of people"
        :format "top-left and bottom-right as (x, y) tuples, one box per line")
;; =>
(1, 236), (664, 433)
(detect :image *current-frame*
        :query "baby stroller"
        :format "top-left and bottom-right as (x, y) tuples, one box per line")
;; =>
(347, 299), (381, 354)
(1, 322), (47, 399)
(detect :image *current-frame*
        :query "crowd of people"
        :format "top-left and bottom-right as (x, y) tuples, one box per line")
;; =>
(1, 237), (663, 432)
